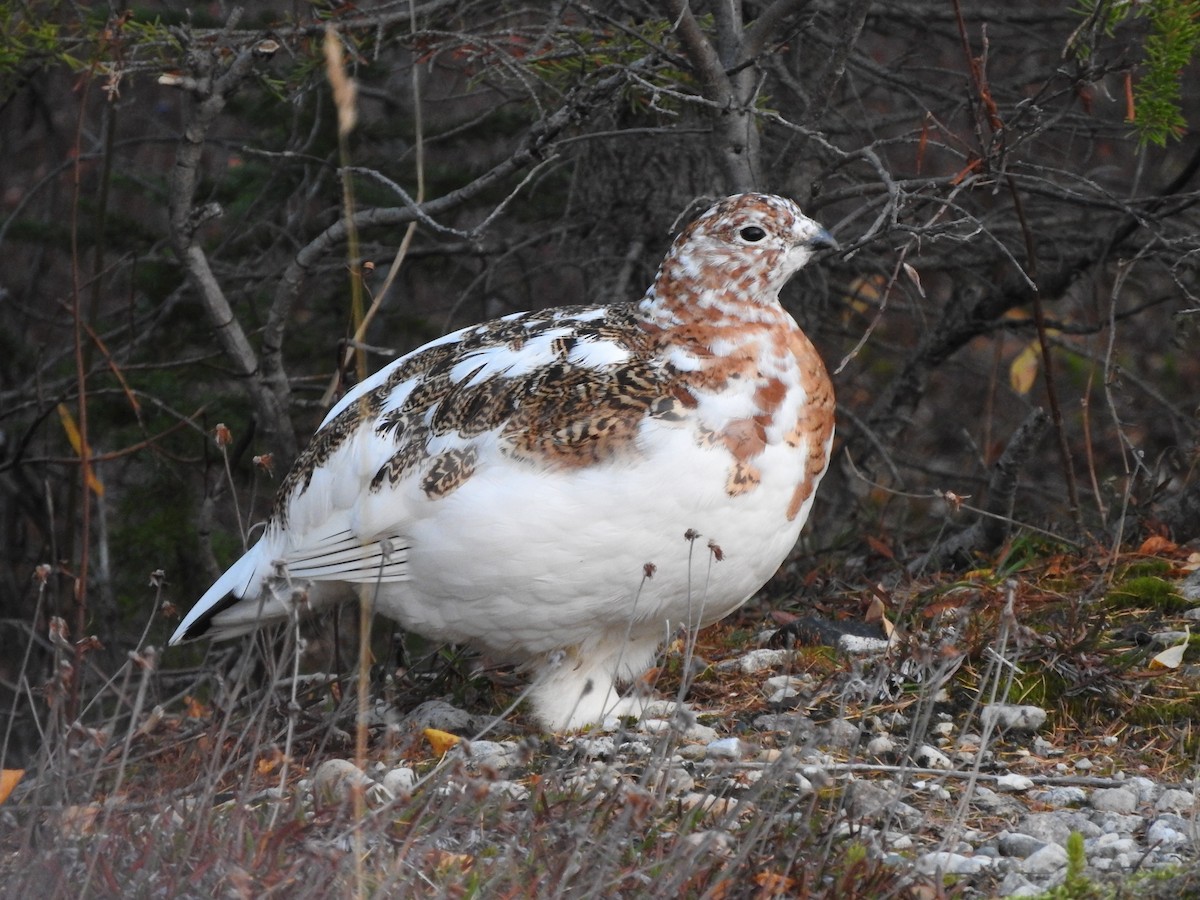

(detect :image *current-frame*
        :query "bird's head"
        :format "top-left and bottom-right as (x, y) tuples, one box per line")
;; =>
(651, 193), (837, 311)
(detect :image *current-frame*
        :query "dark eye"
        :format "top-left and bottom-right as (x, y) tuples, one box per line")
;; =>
(739, 226), (767, 242)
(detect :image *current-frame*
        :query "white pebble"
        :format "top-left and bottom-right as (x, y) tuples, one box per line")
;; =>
(995, 774), (1035, 792)
(915, 851), (991, 876)
(706, 737), (745, 760)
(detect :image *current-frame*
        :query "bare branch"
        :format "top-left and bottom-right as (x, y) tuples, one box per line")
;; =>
(261, 62), (647, 387)
(912, 408), (1051, 572)
(166, 31), (297, 462)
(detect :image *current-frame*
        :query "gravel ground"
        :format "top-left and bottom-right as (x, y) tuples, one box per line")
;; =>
(302, 635), (1200, 899)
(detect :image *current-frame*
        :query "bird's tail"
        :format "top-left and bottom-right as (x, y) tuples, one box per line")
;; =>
(168, 547), (264, 644)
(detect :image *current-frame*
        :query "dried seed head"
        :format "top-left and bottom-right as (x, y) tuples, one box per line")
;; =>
(253, 453), (275, 477)
(48, 616), (71, 651)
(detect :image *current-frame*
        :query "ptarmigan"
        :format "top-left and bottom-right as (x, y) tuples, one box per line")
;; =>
(170, 193), (837, 730)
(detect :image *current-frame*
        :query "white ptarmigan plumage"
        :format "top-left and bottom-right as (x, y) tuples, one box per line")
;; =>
(170, 193), (837, 731)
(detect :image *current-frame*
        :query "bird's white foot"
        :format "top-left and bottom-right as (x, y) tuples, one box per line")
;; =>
(526, 636), (667, 731)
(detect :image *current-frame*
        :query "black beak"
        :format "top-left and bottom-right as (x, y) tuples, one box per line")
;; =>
(809, 228), (839, 252)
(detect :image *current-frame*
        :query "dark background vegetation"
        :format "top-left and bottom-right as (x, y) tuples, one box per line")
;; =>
(1, 0), (1198, 837)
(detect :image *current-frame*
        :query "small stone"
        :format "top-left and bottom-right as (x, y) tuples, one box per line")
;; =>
(1100, 813), (1143, 835)
(1152, 630), (1190, 646)
(1019, 842), (1069, 875)
(844, 780), (922, 827)
(767, 687), (804, 706)
(312, 759), (373, 806)
(1029, 787), (1087, 808)
(647, 765), (695, 795)
(486, 780), (526, 800)
(1073, 757), (1093, 771)
(970, 785), (1027, 816)
(838, 634), (890, 655)
(679, 792), (746, 820)
(1180, 569), (1200, 602)
(996, 873), (1043, 897)
(1154, 788), (1197, 812)
(915, 851), (991, 876)
(706, 737), (745, 760)
(681, 829), (734, 856)
(676, 742), (708, 761)
(866, 734), (896, 758)
(401, 699), (480, 733)
(573, 736), (617, 758)
(1147, 814), (1190, 847)
(1127, 776), (1160, 803)
(680, 721), (719, 743)
(753, 712), (817, 737)
(993, 700), (1051, 730)
(995, 774), (1034, 792)
(1083, 833), (1137, 858)
(913, 744), (952, 769)
(998, 831), (1046, 858)
(1090, 787), (1137, 814)
(763, 674), (810, 695)
(1018, 811), (1099, 846)
(1031, 736), (1058, 756)
(821, 717), (861, 749)
(462, 739), (520, 769)
(381, 767), (416, 799)
(638, 716), (714, 741)
(720, 648), (793, 674)
(913, 779), (951, 801)
(799, 764), (833, 790)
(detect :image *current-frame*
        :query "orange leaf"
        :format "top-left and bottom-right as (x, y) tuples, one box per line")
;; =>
(184, 695), (209, 719)
(1138, 535), (1177, 557)
(424, 728), (461, 756)
(753, 871), (797, 894)
(866, 536), (894, 560)
(256, 747), (285, 775)
(0, 769), (24, 805)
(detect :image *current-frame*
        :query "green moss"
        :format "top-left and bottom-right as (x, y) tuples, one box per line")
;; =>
(1125, 696), (1200, 727)
(1119, 558), (1173, 579)
(1104, 576), (1188, 613)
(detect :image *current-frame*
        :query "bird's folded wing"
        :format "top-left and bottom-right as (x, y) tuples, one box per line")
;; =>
(279, 528), (409, 583)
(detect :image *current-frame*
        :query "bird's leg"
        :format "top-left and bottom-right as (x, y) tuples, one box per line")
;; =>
(528, 633), (667, 731)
